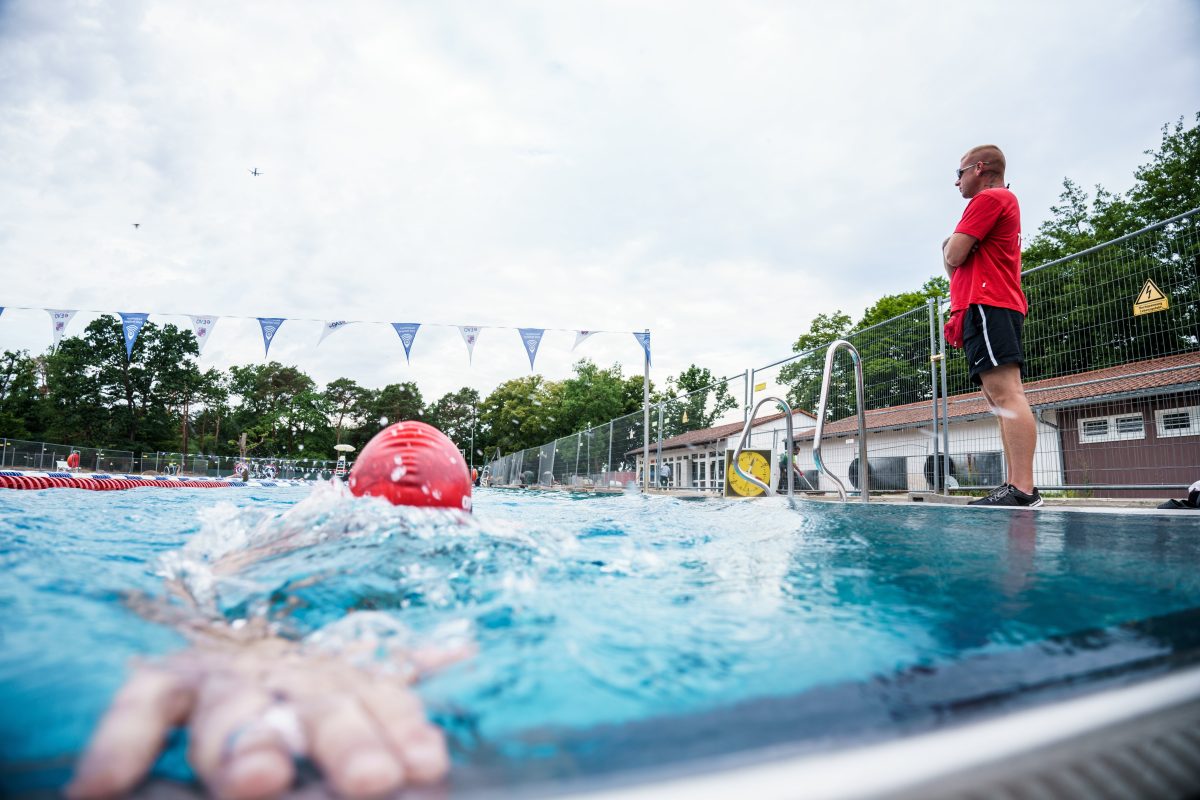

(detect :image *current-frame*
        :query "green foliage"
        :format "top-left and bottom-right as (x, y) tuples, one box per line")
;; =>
(782, 111), (1200, 416)
(424, 386), (481, 458)
(324, 378), (370, 445)
(654, 364), (737, 438)
(0, 351), (44, 438)
(558, 360), (644, 436)
(476, 375), (560, 455)
(9, 114), (1195, 464)
(1016, 112), (1200, 390)
(777, 311), (853, 417)
(356, 382), (424, 448)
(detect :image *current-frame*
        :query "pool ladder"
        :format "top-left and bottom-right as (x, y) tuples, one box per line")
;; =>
(814, 340), (868, 503)
(730, 339), (869, 504)
(731, 395), (799, 505)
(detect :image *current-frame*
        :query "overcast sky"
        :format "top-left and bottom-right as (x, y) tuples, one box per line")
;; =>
(1, 0), (1198, 405)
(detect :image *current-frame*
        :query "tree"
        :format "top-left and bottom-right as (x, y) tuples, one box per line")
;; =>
(476, 375), (560, 455)
(851, 278), (950, 410)
(42, 335), (108, 445)
(192, 369), (230, 456)
(227, 363), (321, 455)
(777, 311), (854, 418)
(360, 382), (424, 446)
(0, 350), (43, 439)
(1018, 112), (1200, 388)
(1127, 113), (1200, 227)
(557, 360), (644, 437)
(654, 364), (737, 437)
(324, 378), (369, 445)
(84, 318), (158, 449)
(144, 324), (205, 456)
(424, 387), (481, 458)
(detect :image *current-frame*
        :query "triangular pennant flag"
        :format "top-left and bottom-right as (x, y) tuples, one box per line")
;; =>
(633, 331), (651, 366)
(47, 309), (77, 350)
(518, 328), (545, 370)
(189, 315), (218, 354)
(318, 320), (353, 346)
(573, 330), (598, 351)
(459, 325), (481, 364)
(391, 323), (420, 363)
(257, 317), (286, 357)
(118, 312), (150, 360)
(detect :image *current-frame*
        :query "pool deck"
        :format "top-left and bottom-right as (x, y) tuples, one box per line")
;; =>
(487, 483), (1198, 513)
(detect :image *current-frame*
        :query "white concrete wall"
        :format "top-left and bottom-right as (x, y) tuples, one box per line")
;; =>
(791, 413), (1064, 493)
(637, 415), (817, 492)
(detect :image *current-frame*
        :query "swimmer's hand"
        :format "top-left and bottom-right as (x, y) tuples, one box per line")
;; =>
(66, 639), (457, 800)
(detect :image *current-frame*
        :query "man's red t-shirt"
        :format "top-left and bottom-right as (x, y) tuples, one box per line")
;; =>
(951, 187), (1026, 315)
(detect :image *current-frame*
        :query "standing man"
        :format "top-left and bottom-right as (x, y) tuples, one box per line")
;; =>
(943, 145), (1042, 507)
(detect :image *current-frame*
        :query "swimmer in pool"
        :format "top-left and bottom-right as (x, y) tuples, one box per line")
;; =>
(68, 422), (474, 800)
(67, 616), (462, 800)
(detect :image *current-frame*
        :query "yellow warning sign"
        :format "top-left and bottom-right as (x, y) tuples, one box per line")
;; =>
(1133, 279), (1169, 316)
(754, 382), (767, 392)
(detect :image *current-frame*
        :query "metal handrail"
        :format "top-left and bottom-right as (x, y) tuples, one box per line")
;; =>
(813, 340), (869, 503)
(730, 396), (796, 505)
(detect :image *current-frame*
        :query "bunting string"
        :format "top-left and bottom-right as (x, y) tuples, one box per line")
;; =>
(0, 305), (650, 368)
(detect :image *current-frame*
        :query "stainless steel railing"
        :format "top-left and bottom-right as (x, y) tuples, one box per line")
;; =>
(813, 340), (869, 503)
(731, 396), (796, 505)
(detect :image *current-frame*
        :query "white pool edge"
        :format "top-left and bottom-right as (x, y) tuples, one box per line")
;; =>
(561, 665), (1200, 800)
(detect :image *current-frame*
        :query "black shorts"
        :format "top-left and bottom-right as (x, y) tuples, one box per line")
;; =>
(963, 304), (1026, 385)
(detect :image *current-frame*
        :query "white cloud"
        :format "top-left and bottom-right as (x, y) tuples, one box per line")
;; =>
(1, 0), (1197, 404)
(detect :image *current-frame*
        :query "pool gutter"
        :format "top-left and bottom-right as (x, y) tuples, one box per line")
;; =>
(561, 665), (1200, 800)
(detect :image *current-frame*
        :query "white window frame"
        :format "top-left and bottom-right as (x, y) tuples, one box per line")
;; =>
(1155, 405), (1200, 439)
(1078, 412), (1146, 443)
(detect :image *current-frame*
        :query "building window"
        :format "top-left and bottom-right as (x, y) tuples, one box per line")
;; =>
(1155, 405), (1200, 438)
(1079, 412), (1145, 443)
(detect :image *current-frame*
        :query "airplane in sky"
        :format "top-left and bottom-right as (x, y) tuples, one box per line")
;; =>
(248, 168), (262, 176)
(132, 223), (139, 229)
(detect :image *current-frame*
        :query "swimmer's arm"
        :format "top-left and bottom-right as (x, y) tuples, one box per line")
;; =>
(69, 642), (455, 800)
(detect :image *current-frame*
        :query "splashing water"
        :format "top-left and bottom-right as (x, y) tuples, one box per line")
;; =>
(5, 485), (1200, 795)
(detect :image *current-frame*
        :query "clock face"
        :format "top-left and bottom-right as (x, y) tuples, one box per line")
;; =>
(726, 450), (771, 497)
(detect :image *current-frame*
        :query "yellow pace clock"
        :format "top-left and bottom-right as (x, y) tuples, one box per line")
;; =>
(725, 449), (772, 497)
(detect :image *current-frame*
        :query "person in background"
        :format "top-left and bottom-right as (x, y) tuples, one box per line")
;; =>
(943, 145), (1042, 508)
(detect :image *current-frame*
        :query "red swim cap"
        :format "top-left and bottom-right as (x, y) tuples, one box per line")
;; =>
(348, 421), (472, 512)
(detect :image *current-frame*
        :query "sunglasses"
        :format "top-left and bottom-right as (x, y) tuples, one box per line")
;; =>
(956, 161), (989, 179)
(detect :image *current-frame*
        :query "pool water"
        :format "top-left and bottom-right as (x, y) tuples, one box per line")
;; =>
(1, 485), (1199, 795)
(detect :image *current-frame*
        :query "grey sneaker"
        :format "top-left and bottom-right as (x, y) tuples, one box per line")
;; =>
(968, 483), (1043, 507)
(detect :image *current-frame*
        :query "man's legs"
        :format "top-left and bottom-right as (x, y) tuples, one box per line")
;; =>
(978, 363), (1036, 493)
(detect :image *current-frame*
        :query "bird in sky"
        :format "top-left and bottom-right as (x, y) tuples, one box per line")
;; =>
(249, 168), (262, 176)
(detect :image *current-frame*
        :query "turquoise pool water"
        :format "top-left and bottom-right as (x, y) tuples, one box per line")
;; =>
(1, 485), (1199, 795)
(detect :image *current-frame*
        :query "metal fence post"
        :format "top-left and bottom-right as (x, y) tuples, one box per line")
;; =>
(608, 420), (614, 487)
(938, 302), (951, 496)
(655, 402), (664, 487)
(927, 298), (941, 493)
(745, 368), (753, 424)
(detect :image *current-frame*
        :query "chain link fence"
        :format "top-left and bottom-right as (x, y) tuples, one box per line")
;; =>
(0, 438), (340, 480)
(6, 211), (1195, 498)
(0, 439), (135, 474)
(488, 208), (1199, 499)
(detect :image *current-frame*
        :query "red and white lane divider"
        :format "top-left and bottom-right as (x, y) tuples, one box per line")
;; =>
(0, 470), (308, 491)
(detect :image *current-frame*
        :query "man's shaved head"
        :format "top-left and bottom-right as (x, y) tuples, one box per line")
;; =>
(962, 145), (1006, 177)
